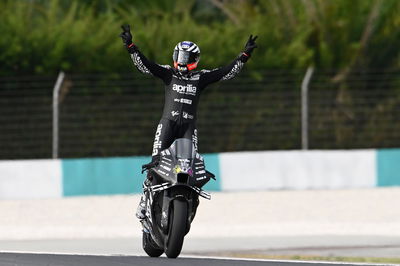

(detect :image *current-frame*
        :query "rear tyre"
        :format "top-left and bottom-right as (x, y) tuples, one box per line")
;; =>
(142, 231), (163, 257)
(165, 199), (188, 258)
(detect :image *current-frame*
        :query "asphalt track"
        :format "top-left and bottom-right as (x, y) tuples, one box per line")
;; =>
(0, 253), (396, 266)
(2, 236), (400, 258)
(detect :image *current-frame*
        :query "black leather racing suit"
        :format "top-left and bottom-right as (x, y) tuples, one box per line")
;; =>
(129, 47), (248, 157)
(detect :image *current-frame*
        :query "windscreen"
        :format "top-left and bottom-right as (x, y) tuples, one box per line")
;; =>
(173, 138), (195, 159)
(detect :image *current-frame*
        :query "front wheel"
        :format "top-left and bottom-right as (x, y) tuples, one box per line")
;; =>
(164, 199), (188, 258)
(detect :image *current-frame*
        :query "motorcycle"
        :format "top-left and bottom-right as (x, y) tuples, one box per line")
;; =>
(139, 138), (215, 258)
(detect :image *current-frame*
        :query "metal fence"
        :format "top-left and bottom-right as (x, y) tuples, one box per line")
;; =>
(1, 69), (400, 159)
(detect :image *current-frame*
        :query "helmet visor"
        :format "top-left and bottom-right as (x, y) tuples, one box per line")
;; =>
(174, 50), (197, 65)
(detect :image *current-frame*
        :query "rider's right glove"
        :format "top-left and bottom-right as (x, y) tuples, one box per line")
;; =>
(241, 34), (258, 62)
(119, 24), (137, 53)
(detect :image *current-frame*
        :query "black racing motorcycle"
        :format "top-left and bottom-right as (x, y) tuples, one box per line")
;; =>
(140, 138), (215, 258)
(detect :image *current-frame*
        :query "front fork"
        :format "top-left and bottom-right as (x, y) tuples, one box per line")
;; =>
(142, 184), (199, 248)
(161, 188), (200, 235)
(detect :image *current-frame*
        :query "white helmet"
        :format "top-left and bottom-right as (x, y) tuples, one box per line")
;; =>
(173, 41), (200, 71)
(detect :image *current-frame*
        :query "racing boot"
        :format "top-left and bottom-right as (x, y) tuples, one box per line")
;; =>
(136, 194), (147, 220)
(135, 176), (152, 220)
(136, 156), (159, 220)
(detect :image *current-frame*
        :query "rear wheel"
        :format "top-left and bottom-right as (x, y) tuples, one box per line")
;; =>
(142, 231), (163, 257)
(164, 199), (188, 258)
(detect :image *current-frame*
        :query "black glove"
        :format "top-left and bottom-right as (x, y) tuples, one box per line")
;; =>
(141, 155), (160, 173)
(119, 24), (135, 52)
(243, 34), (258, 58)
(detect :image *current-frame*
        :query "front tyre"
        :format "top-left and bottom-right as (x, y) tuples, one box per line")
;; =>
(165, 199), (188, 258)
(142, 231), (163, 257)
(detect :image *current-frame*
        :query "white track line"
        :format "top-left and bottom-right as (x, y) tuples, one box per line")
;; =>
(181, 255), (399, 266)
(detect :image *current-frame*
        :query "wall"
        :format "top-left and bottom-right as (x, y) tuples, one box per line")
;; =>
(0, 149), (399, 199)
(0, 160), (62, 199)
(219, 150), (377, 191)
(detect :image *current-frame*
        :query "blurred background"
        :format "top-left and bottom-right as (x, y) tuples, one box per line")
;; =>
(1, 0), (400, 159)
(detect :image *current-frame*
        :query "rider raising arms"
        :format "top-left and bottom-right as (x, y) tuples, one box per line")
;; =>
(119, 25), (257, 219)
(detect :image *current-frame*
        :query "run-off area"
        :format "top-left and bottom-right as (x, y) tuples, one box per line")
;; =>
(0, 188), (399, 259)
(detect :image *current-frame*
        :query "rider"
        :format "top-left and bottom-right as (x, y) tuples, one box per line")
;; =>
(119, 25), (257, 219)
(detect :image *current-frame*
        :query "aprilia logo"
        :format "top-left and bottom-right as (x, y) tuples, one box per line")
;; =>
(172, 84), (197, 95)
(152, 124), (163, 156)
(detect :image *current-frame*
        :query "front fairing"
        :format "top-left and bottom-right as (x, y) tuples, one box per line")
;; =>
(152, 138), (211, 188)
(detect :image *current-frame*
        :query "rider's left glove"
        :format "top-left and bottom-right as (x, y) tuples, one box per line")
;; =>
(119, 24), (137, 53)
(241, 34), (258, 62)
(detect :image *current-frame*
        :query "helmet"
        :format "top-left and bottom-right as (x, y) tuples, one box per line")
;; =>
(173, 41), (200, 72)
